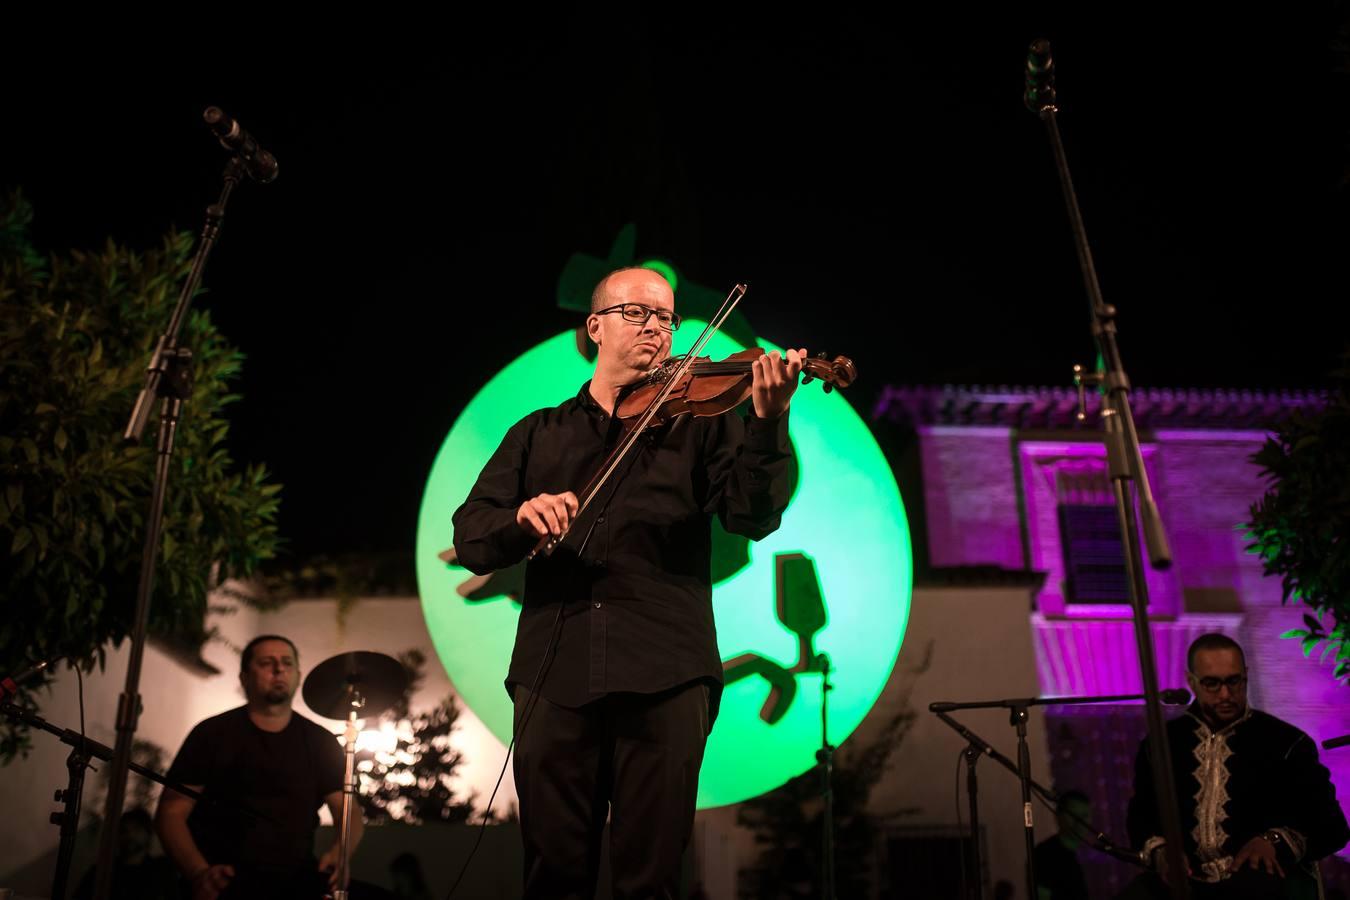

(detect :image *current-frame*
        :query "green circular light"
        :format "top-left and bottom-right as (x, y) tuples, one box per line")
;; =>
(416, 328), (911, 807)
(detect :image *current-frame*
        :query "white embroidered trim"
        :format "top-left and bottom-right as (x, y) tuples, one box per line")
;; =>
(1199, 855), (1234, 883)
(1191, 719), (1235, 883)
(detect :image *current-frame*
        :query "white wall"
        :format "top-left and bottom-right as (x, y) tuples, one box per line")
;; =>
(869, 584), (1053, 894)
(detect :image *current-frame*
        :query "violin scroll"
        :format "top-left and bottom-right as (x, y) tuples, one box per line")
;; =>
(799, 352), (856, 395)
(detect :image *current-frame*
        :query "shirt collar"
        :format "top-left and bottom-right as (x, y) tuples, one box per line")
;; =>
(1186, 703), (1254, 737)
(577, 380), (607, 417)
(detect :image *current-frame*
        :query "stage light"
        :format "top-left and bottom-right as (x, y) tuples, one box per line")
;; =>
(416, 325), (912, 807)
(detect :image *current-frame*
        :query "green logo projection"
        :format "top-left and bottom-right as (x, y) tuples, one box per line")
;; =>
(416, 252), (911, 808)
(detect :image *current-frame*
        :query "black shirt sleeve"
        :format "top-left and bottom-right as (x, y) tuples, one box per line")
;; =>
(315, 723), (346, 799)
(165, 719), (216, 788)
(1278, 732), (1350, 861)
(701, 409), (793, 541)
(452, 416), (541, 575)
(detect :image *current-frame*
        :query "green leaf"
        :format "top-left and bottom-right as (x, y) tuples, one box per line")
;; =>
(11, 528), (32, 554)
(1302, 634), (1324, 658)
(53, 428), (68, 452)
(1281, 629), (1309, 640)
(98, 490), (115, 523)
(34, 403), (57, 415)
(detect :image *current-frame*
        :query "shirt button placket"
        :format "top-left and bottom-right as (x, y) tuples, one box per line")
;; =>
(589, 598), (606, 692)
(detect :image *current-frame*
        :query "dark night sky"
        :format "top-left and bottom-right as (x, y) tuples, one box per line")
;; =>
(5, 12), (1348, 559)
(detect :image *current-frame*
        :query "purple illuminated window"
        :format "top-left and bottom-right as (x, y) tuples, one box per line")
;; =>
(1057, 503), (1130, 603)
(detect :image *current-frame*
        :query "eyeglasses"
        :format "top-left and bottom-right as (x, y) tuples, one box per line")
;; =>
(594, 303), (681, 333)
(1192, 673), (1247, 693)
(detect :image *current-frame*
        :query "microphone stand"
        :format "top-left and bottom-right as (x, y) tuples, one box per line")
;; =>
(0, 699), (256, 900)
(93, 153), (249, 900)
(958, 738), (983, 900)
(931, 694), (1163, 899)
(817, 653), (835, 900)
(1025, 38), (1190, 900)
(335, 689), (365, 900)
(938, 707), (1146, 895)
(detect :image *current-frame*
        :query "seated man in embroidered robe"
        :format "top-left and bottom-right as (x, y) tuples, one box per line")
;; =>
(1121, 633), (1349, 899)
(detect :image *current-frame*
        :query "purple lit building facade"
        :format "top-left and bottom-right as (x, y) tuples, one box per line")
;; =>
(872, 384), (1348, 895)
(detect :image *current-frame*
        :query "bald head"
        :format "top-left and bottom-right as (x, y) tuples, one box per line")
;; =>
(591, 267), (674, 313)
(585, 267), (676, 385)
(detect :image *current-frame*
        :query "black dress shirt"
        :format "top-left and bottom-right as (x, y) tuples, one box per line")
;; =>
(452, 382), (793, 715)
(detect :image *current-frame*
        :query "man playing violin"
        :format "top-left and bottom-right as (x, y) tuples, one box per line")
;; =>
(453, 267), (805, 898)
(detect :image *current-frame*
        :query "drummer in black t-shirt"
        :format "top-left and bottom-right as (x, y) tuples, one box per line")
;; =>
(155, 635), (362, 900)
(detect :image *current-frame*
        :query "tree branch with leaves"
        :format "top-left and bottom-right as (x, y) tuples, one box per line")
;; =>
(1246, 353), (1350, 685)
(0, 190), (282, 760)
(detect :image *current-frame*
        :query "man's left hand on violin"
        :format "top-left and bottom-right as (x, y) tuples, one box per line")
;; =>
(751, 348), (808, 420)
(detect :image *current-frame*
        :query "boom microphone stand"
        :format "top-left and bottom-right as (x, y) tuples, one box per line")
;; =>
(1023, 38), (1190, 900)
(930, 690), (1185, 898)
(92, 107), (276, 900)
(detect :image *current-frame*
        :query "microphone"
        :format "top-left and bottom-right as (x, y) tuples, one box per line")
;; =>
(1160, 688), (1192, 705)
(1024, 38), (1056, 114)
(1324, 735), (1350, 751)
(2, 658), (53, 697)
(203, 107), (279, 183)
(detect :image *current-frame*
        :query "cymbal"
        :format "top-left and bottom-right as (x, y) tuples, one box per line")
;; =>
(302, 651), (409, 721)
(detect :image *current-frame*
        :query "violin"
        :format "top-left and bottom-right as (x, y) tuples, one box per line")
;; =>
(615, 348), (857, 427)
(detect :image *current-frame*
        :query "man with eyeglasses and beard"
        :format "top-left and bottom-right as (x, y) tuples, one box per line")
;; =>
(1120, 633), (1349, 899)
(452, 267), (806, 898)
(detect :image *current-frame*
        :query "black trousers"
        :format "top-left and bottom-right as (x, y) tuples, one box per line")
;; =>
(512, 681), (711, 900)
